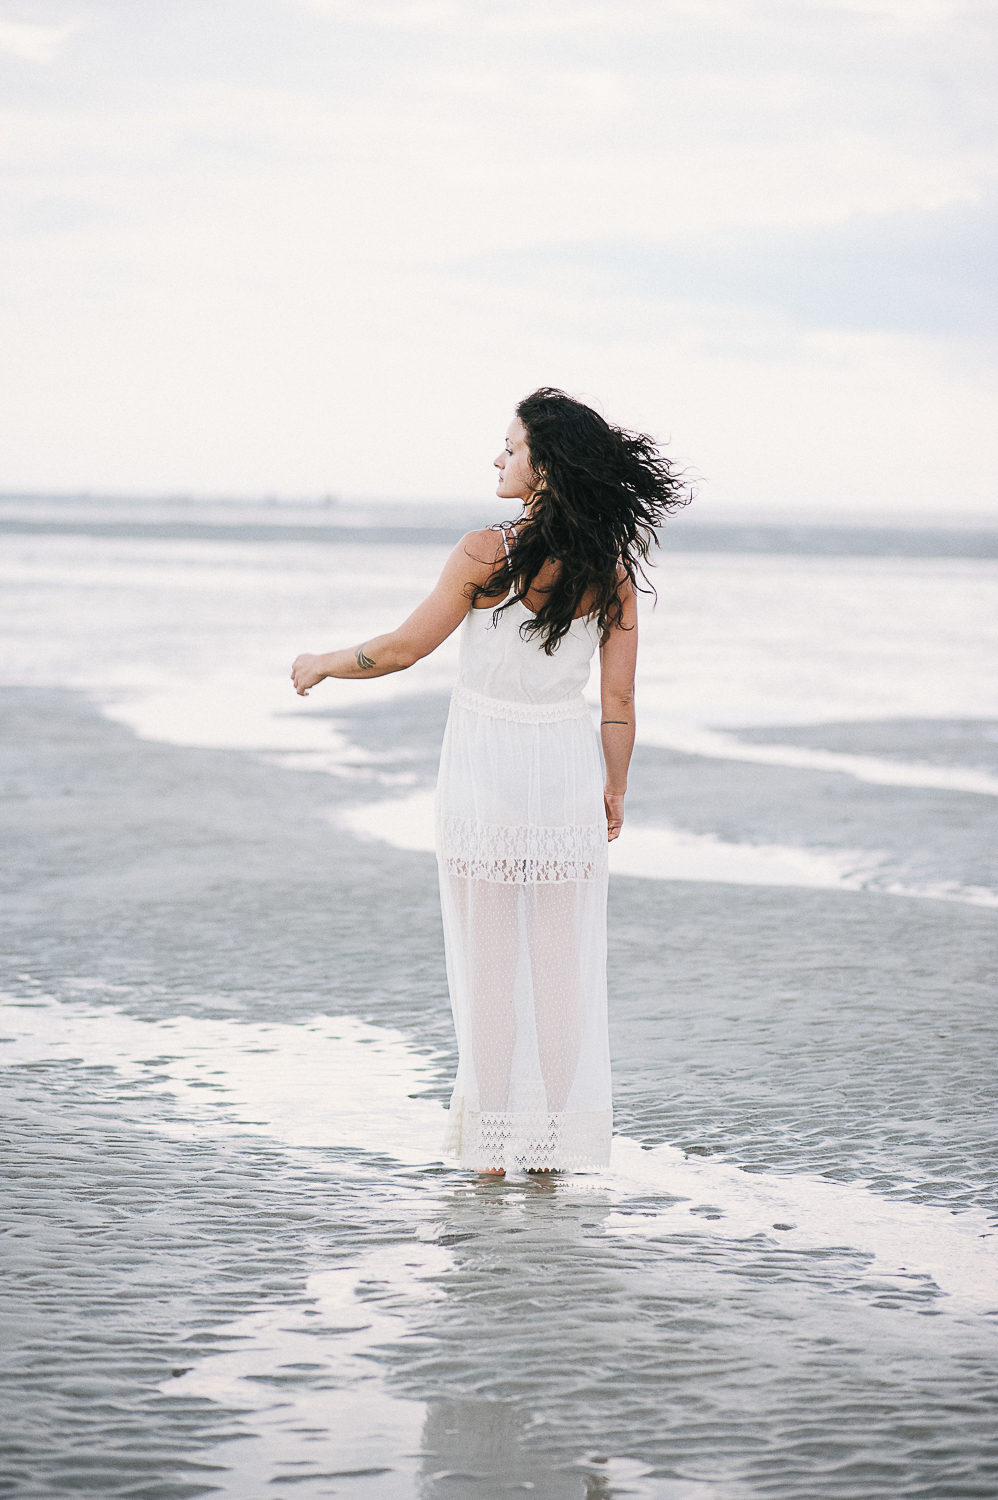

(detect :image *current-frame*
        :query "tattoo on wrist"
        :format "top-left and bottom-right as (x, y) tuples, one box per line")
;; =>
(355, 647), (376, 671)
(601, 720), (629, 725)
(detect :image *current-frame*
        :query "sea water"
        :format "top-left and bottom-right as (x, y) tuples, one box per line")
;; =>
(1, 500), (996, 1499)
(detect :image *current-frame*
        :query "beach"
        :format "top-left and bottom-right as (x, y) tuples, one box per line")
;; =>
(1, 500), (997, 1498)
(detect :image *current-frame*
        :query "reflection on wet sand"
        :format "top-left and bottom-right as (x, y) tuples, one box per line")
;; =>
(420, 1399), (673, 1499)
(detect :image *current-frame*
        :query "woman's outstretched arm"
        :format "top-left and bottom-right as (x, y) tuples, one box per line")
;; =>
(599, 578), (638, 841)
(291, 530), (502, 695)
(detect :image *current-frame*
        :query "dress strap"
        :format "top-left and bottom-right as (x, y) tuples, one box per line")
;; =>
(485, 523), (516, 610)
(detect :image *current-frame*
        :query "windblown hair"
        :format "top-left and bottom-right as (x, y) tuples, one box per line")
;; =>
(471, 387), (690, 653)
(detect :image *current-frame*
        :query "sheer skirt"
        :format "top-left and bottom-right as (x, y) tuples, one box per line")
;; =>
(437, 686), (612, 1172)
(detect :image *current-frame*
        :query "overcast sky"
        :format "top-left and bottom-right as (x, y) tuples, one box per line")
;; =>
(1, 0), (995, 514)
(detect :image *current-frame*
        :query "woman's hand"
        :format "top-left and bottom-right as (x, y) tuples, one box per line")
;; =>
(604, 791), (625, 842)
(291, 654), (326, 696)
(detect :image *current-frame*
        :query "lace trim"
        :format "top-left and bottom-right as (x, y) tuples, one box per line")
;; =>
(443, 1099), (612, 1172)
(439, 814), (607, 884)
(451, 683), (591, 725)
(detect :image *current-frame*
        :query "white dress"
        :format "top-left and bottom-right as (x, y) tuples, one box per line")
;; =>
(437, 538), (612, 1172)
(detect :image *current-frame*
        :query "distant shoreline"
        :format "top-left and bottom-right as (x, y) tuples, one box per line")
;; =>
(2, 511), (997, 558)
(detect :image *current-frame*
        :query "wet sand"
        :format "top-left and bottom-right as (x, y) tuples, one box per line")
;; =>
(2, 687), (996, 1498)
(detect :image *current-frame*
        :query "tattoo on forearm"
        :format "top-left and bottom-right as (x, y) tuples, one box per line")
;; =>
(602, 720), (629, 725)
(355, 646), (376, 671)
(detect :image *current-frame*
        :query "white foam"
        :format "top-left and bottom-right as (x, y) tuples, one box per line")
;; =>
(0, 996), (444, 1163)
(339, 790), (438, 853)
(877, 878), (998, 909)
(604, 1137), (997, 1315)
(3, 996), (994, 1315)
(339, 785), (877, 889)
(339, 787), (873, 890)
(608, 825), (880, 888)
(100, 678), (370, 755)
(335, 790), (998, 907)
(639, 725), (998, 797)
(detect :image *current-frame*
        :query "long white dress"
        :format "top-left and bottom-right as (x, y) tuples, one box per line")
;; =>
(437, 538), (612, 1172)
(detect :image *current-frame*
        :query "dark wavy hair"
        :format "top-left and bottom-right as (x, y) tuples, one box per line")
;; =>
(471, 387), (690, 653)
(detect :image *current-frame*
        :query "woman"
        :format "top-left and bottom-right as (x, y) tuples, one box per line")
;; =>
(292, 388), (687, 1174)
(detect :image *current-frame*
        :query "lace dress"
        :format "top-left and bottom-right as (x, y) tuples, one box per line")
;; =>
(437, 535), (612, 1172)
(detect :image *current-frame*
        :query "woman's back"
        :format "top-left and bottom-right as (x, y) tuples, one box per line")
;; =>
(458, 593), (599, 706)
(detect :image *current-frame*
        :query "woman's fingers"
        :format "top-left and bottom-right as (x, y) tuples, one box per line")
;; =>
(291, 654), (318, 695)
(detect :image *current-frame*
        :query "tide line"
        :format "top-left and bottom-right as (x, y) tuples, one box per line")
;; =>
(603, 1137), (997, 1315)
(337, 788), (877, 891)
(333, 790), (998, 906)
(2, 997), (994, 1315)
(639, 726), (998, 797)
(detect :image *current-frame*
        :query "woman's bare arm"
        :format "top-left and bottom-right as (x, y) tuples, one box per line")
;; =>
(599, 579), (638, 841)
(291, 530), (502, 695)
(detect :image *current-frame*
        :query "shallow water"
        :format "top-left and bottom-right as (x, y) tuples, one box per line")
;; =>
(1, 511), (997, 1497)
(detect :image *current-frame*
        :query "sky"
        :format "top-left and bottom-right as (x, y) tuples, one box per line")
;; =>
(1, 0), (996, 515)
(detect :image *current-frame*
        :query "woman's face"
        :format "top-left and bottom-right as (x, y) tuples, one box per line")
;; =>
(494, 417), (537, 504)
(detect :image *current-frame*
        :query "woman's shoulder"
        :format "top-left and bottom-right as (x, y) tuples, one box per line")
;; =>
(458, 526), (509, 569)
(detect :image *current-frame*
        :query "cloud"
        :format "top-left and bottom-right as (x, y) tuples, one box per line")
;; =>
(292, 0), (983, 36)
(451, 199), (998, 341)
(0, 0), (993, 505)
(0, 18), (77, 63)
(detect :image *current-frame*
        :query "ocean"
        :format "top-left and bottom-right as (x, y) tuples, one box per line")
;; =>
(1, 495), (996, 1499)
